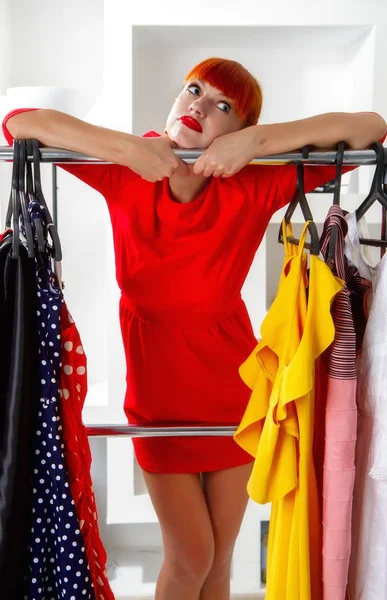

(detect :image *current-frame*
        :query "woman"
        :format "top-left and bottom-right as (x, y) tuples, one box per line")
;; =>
(3, 57), (386, 600)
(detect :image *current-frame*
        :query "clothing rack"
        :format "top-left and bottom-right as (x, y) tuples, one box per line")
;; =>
(0, 146), (387, 167)
(86, 425), (237, 437)
(1, 144), (387, 439)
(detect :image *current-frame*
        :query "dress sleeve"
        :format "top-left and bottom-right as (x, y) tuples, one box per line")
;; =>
(2, 108), (140, 198)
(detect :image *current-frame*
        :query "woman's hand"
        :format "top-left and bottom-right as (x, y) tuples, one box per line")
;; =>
(193, 126), (261, 178)
(127, 135), (190, 182)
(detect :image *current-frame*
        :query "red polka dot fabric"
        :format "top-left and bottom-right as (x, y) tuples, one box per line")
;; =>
(59, 303), (115, 600)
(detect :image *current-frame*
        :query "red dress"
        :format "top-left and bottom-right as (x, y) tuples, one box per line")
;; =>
(2, 110), (367, 473)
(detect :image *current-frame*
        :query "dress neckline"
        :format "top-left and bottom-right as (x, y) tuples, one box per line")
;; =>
(161, 177), (212, 210)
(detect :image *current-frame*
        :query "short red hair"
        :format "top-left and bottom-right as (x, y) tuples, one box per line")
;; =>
(184, 57), (263, 127)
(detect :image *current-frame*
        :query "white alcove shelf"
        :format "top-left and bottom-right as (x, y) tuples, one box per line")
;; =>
(132, 24), (375, 136)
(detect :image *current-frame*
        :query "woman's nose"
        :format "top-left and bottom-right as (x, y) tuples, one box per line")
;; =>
(189, 97), (206, 117)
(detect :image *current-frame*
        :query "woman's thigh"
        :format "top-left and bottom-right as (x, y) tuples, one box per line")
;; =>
(141, 469), (215, 579)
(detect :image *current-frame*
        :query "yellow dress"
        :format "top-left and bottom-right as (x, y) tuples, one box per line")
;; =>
(234, 221), (343, 600)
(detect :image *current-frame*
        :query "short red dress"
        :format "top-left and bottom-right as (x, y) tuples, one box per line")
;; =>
(2, 111), (366, 473)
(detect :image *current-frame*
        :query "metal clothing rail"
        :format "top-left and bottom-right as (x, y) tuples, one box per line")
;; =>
(86, 425), (237, 438)
(0, 145), (387, 166)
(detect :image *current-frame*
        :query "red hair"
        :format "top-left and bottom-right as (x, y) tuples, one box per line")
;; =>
(184, 57), (263, 127)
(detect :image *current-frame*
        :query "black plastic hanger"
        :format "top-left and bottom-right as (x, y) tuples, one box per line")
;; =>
(327, 141), (346, 262)
(31, 139), (62, 261)
(5, 157), (15, 232)
(18, 140), (35, 258)
(278, 145), (320, 255)
(26, 139), (45, 254)
(355, 142), (387, 248)
(5, 139), (22, 231)
(10, 140), (21, 258)
(6, 140), (35, 258)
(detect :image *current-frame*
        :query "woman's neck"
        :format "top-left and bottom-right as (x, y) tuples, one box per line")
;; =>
(168, 166), (211, 204)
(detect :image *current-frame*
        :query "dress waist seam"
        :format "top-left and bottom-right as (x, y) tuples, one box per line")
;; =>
(119, 293), (245, 330)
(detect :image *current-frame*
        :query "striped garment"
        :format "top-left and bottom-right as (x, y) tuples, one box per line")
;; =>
(316, 205), (370, 600)
(320, 207), (370, 378)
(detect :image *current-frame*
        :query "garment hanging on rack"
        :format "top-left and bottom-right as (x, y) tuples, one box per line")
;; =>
(0, 233), (41, 600)
(59, 303), (115, 600)
(25, 246), (94, 600)
(5, 185), (94, 598)
(344, 212), (387, 600)
(317, 206), (370, 600)
(0, 137), (113, 599)
(234, 221), (343, 600)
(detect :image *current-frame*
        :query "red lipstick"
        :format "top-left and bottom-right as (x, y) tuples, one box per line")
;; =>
(178, 116), (202, 133)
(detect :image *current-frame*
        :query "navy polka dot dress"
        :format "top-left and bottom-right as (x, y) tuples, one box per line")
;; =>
(25, 199), (94, 599)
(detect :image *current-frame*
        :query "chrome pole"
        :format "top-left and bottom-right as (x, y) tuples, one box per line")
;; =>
(0, 145), (386, 166)
(86, 424), (238, 438)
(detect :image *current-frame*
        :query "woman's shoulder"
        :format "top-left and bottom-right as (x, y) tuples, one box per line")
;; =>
(236, 163), (274, 180)
(217, 163), (287, 215)
(225, 163), (277, 194)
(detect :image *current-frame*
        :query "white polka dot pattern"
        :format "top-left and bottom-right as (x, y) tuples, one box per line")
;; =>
(25, 250), (94, 600)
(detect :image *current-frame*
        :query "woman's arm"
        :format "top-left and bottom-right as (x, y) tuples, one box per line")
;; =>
(5, 109), (188, 181)
(193, 111), (386, 178)
(253, 112), (387, 156)
(6, 108), (137, 165)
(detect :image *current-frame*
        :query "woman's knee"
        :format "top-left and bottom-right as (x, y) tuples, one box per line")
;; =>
(142, 471), (216, 583)
(208, 545), (234, 578)
(163, 535), (215, 584)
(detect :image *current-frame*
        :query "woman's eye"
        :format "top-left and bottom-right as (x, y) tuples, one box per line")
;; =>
(218, 102), (231, 113)
(186, 84), (231, 113)
(187, 84), (200, 95)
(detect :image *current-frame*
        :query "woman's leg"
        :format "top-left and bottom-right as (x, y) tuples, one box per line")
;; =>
(141, 469), (215, 600)
(199, 461), (254, 600)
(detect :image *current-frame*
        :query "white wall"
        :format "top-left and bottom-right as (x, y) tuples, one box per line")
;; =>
(5, 0), (104, 92)
(0, 0), (10, 94)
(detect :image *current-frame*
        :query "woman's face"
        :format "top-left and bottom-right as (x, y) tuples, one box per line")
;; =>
(165, 79), (244, 148)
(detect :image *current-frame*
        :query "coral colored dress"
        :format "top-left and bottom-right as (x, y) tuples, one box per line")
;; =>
(2, 109), (358, 473)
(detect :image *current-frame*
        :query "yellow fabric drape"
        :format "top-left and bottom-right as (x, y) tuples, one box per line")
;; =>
(234, 221), (343, 600)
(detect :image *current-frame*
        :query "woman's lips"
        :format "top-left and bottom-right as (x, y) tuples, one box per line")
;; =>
(178, 116), (202, 133)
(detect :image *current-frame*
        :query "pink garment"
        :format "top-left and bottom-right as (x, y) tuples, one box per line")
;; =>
(323, 378), (357, 596)
(318, 207), (370, 600)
